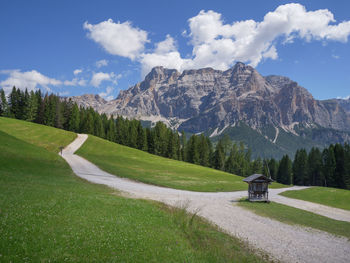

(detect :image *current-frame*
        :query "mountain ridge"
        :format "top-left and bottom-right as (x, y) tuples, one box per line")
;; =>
(67, 63), (350, 158)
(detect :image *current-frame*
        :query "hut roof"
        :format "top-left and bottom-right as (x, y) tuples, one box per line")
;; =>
(243, 174), (273, 183)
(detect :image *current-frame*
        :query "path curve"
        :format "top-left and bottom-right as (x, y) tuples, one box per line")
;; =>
(61, 134), (350, 263)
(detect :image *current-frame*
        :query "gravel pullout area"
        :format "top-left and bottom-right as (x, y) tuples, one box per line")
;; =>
(61, 134), (350, 263)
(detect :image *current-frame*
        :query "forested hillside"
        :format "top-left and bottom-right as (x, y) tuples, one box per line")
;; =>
(1, 87), (350, 190)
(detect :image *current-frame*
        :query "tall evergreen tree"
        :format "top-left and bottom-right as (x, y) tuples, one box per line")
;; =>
(344, 143), (350, 189)
(186, 135), (200, 164)
(307, 147), (322, 186)
(212, 139), (225, 170)
(277, 155), (292, 185)
(198, 134), (210, 166)
(293, 149), (308, 185)
(267, 158), (278, 180)
(251, 157), (263, 174)
(25, 90), (38, 121)
(0, 89), (8, 116)
(322, 146), (336, 187)
(334, 143), (346, 188)
(68, 103), (80, 132)
(180, 131), (186, 161)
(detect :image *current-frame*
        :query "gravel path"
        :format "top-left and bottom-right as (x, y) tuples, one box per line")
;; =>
(61, 134), (350, 263)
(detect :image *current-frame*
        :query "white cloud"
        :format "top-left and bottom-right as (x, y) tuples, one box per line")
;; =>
(140, 35), (192, 76)
(73, 69), (83, 75)
(90, 71), (121, 87)
(63, 78), (87, 86)
(332, 54), (340, 59)
(96, 59), (108, 68)
(87, 4), (350, 77)
(84, 19), (149, 60)
(99, 86), (114, 100)
(0, 70), (61, 93)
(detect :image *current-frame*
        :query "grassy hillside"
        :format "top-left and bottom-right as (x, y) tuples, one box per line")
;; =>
(280, 187), (350, 211)
(76, 135), (286, 192)
(0, 117), (76, 153)
(0, 120), (265, 262)
(238, 200), (350, 239)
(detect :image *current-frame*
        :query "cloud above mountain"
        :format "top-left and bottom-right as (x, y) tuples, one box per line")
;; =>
(84, 3), (350, 76)
(84, 19), (149, 60)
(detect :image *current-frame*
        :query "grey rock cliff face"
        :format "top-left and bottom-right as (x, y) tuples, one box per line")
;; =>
(67, 63), (350, 134)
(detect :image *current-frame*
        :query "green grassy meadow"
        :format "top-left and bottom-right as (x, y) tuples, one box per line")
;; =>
(238, 200), (350, 239)
(0, 119), (265, 262)
(280, 187), (350, 211)
(0, 117), (76, 153)
(76, 135), (286, 192)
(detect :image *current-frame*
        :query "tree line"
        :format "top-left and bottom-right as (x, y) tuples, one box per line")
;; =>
(0, 87), (264, 175)
(1, 87), (349, 190)
(263, 145), (350, 189)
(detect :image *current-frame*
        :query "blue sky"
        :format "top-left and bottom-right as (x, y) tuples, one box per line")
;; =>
(0, 0), (349, 100)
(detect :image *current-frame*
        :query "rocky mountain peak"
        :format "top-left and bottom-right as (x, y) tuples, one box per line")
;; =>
(68, 62), (350, 135)
(145, 66), (180, 84)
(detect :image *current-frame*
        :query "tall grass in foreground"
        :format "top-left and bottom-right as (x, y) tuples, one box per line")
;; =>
(0, 125), (265, 262)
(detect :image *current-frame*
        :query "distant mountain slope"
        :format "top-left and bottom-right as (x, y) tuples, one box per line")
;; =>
(336, 98), (350, 113)
(67, 63), (350, 158)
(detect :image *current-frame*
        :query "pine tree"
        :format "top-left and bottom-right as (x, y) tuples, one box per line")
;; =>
(212, 139), (225, 170)
(344, 143), (350, 189)
(307, 147), (322, 186)
(186, 135), (200, 164)
(0, 89), (8, 116)
(25, 90), (38, 121)
(251, 157), (263, 174)
(180, 131), (186, 161)
(293, 149), (308, 185)
(35, 90), (44, 124)
(9, 86), (19, 118)
(198, 134), (210, 166)
(268, 158), (278, 180)
(225, 145), (238, 174)
(106, 116), (116, 142)
(68, 103), (80, 132)
(146, 128), (155, 154)
(334, 143), (346, 188)
(277, 155), (292, 185)
(321, 146), (336, 187)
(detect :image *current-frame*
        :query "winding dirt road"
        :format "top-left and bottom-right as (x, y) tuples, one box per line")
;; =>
(61, 134), (350, 263)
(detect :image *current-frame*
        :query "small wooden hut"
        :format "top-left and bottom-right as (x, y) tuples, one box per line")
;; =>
(243, 174), (273, 202)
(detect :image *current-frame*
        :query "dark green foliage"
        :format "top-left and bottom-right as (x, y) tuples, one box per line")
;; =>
(267, 158), (278, 180)
(293, 149), (308, 185)
(322, 146), (336, 187)
(212, 140), (225, 170)
(307, 147), (323, 186)
(0, 89), (8, 116)
(251, 157), (263, 174)
(334, 143), (347, 189)
(277, 155), (292, 185)
(186, 135), (200, 164)
(68, 103), (80, 132)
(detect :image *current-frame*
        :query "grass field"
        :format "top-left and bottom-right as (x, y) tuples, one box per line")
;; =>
(280, 187), (350, 211)
(0, 120), (265, 262)
(0, 117), (76, 153)
(238, 200), (350, 239)
(76, 135), (286, 192)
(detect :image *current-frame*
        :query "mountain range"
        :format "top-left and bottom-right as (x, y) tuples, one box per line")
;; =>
(67, 62), (350, 158)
